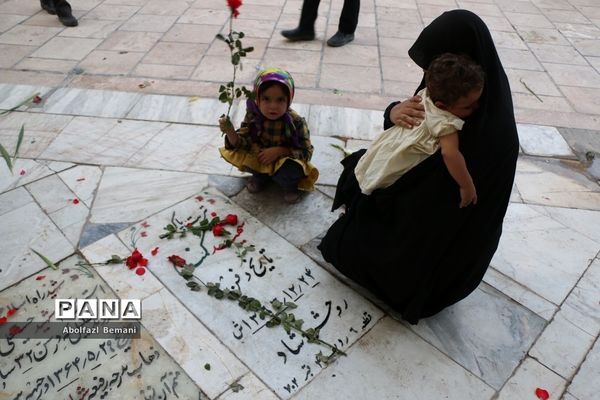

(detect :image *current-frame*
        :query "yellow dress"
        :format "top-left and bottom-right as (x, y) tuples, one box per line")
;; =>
(355, 88), (464, 195)
(219, 109), (319, 191)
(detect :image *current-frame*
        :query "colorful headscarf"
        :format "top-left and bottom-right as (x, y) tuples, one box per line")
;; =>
(246, 67), (301, 147)
(253, 67), (295, 105)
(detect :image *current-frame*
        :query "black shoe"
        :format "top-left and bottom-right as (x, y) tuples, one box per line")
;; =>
(40, 0), (56, 15)
(327, 31), (354, 47)
(281, 27), (315, 41)
(55, 0), (78, 26)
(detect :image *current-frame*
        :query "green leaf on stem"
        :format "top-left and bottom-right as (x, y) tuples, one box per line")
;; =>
(14, 124), (24, 159)
(31, 248), (58, 270)
(0, 142), (13, 173)
(215, 33), (226, 41)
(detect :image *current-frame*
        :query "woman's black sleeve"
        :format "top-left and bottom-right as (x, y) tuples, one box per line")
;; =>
(383, 101), (401, 130)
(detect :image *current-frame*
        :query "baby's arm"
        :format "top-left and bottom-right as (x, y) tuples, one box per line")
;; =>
(439, 132), (477, 208)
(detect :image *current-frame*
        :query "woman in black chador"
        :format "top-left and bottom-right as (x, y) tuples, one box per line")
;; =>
(318, 10), (519, 324)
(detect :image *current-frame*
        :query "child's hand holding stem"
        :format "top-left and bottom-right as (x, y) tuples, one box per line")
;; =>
(219, 117), (238, 146)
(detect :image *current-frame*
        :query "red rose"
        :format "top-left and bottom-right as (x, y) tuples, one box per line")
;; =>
(0, 317), (6, 325)
(7, 309), (16, 317)
(72, 198), (79, 204)
(32, 95), (42, 104)
(535, 388), (549, 400)
(168, 255), (187, 267)
(126, 249), (145, 269)
(224, 214), (238, 226)
(227, 0), (242, 17)
(212, 224), (225, 236)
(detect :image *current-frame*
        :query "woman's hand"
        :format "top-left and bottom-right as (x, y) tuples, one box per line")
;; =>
(459, 184), (478, 208)
(389, 96), (425, 128)
(258, 147), (291, 164)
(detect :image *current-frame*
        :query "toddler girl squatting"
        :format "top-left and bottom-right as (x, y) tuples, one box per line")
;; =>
(355, 53), (485, 208)
(219, 68), (319, 204)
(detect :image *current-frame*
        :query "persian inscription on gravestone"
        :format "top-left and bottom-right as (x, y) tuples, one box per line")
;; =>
(0, 256), (205, 400)
(115, 187), (384, 398)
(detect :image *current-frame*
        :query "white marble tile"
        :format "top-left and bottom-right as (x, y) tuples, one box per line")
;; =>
(562, 393), (581, 400)
(307, 105), (383, 140)
(568, 336), (600, 400)
(0, 83), (52, 111)
(517, 124), (575, 157)
(309, 135), (346, 186)
(80, 234), (164, 299)
(0, 158), (57, 193)
(496, 357), (567, 400)
(483, 267), (557, 320)
(345, 139), (372, 153)
(39, 116), (169, 165)
(409, 284), (546, 390)
(232, 185), (338, 247)
(36, 87), (142, 118)
(91, 167), (209, 224)
(0, 111), (73, 157)
(125, 123), (224, 173)
(142, 289), (249, 398)
(529, 314), (595, 379)
(0, 186), (33, 215)
(126, 94), (229, 125)
(316, 184), (336, 199)
(296, 316), (495, 400)
(192, 130), (237, 175)
(218, 373), (279, 400)
(559, 258), (600, 337)
(514, 157), (600, 211)
(46, 160), (75, 172)
(48, 198), (90, 246)
(58, 165), (103, 207)
(0, 196), (74, 291)
(0, 254), (206, 400)
(510, 183), (523, 203)
(492, 203), (600, 305)
(26, 173), (77, 214)
(114, 188), (384, 398)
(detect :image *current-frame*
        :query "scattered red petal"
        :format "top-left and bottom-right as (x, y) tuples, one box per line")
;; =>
(186, 223), (193, 228)
(141, 221), (150, 228)
(36, 275), (46, 280)
(76, 177), (85, 181)
(211, 212), (217, 217)
(19, 169), (26, 176)
(207, 199), (216, 204)
(535, 388), (550, 400)
(0, 317), (6, 325)
(151, 247), (159, 256)
(135, 267), (146, 276)
(32, 95), (42, 104)
(9, 325), (21, 336)
(140, 231), (148, 237)
(72, 198), (80, 204)
(195, 195), (204, 202)
(7, 309), (17, 317)
(168, 255), (187, 267)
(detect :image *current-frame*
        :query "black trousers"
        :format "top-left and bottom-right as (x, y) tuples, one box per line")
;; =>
(299, 0), (360, 34)
(252, 160), (305, 191)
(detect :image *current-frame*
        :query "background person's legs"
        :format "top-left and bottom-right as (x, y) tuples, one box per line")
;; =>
(281, 0), (321, 41)
(327, 0), (360, 47)
(40, 0), (78, 26)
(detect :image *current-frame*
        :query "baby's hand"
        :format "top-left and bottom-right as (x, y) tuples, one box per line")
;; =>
(219, 117), (235, 135)
(459, 184), (478, 208)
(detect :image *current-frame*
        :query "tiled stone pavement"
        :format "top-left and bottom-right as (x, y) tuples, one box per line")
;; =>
(1, 0), (600, 399)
